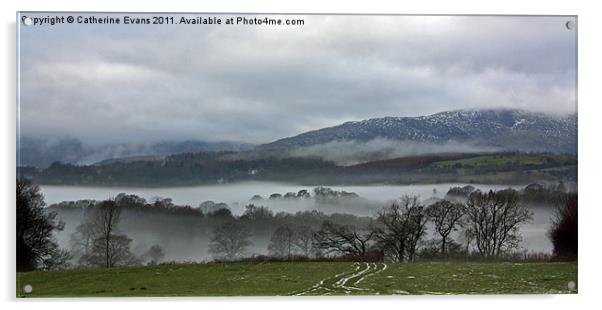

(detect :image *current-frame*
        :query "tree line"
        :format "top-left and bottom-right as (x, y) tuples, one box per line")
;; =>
(271, 189), (532, 262)
(21, 151), (576, 187)
(16, 178), (578, 272)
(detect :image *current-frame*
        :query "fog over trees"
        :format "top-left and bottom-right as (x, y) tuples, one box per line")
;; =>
(209, 221), (252, 261)
(18, 179), (578, 272)
(71, 200), (137, 267)
(144, 245), (165, 264)
(268, 226), (296, 260)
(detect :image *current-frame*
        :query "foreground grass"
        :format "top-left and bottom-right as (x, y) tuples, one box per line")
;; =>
(360, 261), (577, 295)
(17, 262), (352, 297)
(17, 261), (577, 297)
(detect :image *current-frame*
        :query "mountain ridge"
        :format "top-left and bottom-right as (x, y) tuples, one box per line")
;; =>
(259, 109), (577, 154)
(18, 109), (577, 168)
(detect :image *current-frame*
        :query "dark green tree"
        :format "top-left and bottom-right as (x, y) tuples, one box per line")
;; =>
(549, 193), (578, 259)
(17, 178), (67, 271)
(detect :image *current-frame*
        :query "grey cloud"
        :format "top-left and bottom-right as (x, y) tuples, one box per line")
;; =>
(18, 14), (576, 145)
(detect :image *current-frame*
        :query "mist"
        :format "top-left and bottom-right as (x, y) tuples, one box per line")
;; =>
(45, 182), (559, 264)
(18, 136), (254, 167)
(289, 138), (500, 165)
(50, 195), (378, 262)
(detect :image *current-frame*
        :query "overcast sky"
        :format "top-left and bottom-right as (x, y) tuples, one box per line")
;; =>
(19, 14), (577, 145)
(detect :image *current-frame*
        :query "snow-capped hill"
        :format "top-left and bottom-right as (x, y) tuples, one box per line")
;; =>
(260, 109), (577, 154)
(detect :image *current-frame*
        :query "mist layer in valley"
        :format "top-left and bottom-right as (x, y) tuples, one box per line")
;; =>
(18, 136), (254, 167)
(46, 182), (563, 263)
(288, 138), (500, 165)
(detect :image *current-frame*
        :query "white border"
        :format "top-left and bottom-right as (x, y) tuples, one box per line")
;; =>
(2, 0), (600, 309)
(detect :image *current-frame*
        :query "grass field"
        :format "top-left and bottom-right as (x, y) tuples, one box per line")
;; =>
(421, 153), (577, 184)
(16, 261), (577, 297)
(429, 154), (576, 169)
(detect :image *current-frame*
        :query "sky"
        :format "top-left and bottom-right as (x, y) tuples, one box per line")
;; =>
(18, 14), (577, 145)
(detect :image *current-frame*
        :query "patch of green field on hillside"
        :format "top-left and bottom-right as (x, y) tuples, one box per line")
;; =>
(17, 261), (577, 297)
(429, 154), (576, 170)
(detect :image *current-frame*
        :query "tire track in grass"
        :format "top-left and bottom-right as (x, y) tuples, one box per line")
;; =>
(342, 263), (387, 294)
(352, 263), (377, 286)
(291, 262), (389, 296)
(354, 263), (387, 286)
(290, 263), (361, 296)
(336, 263), (372, 291)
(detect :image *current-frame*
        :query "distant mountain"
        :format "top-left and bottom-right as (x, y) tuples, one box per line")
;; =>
(259, 109), (577, 154)
(17, 137), (255, 168)
(149, 140), (255, 155)
(19, 109), (577, 168)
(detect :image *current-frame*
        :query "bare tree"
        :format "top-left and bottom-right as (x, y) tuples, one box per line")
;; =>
(74, 199), (137, 268)
(91, 200), (122, 268)
(268, 225), (296, 260)
(314, 221), (375, 258)
(426, 200), (465, 255)
(461, 228), (475, 254)
(145, 245), (166, 264)
(69, 222), (96, 267)
(209, 221), (252, 261)
(86, 234), (138, 267)
(293, 225), (315, 257)
(463, 189), (533, 257)
(373, 195), (428, 262)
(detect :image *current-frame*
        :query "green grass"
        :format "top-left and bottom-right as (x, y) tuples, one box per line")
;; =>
(17, 261), (577, 297)
(429, 154), (575, 170)
(421, 153), (577, 184)
(360, 261), (577, 295)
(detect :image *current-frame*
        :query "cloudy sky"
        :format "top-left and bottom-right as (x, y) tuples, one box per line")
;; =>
(19, 14), (577, 145)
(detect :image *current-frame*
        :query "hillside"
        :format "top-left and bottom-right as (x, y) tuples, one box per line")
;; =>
(18, 109), (578, 186)
(260, 109), (577, 154)
(24, 152), (576, 186)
